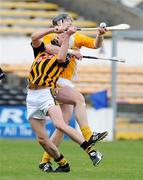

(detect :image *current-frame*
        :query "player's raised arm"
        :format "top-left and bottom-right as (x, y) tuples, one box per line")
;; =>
(94, 26), (107, 49)
(31, 26), (65, 48)
(45, 43), (60, 55)
(57, 26), (77, 63)
(45, 44), (82, 60)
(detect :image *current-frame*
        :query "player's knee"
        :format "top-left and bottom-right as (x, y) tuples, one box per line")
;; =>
(76, 94), (86, 106)
(54, 121), (65, 132)
(37, 136), (47, 146)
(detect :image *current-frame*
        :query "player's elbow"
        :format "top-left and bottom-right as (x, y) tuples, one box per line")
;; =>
(57, 55), (66, 63)
(94, 44), (102, 49)
(31, 33), (37, 41)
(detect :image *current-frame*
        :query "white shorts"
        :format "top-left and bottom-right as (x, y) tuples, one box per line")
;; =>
(26, 88), (56, 120)
(57, 78), (75, 88)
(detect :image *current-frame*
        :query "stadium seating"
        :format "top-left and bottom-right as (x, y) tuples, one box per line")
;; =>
(0, 0), (78, 35)
(0, 10), (78, 19)
(0, 1), (59, 10)
(74, 65), (143, 104)
(0, 26), (111, 37)
(0, 84), (26, 105)
(0, 0), (141, 105)
(0, 0), (112, 37)
(1, 64), (143, 105)
(0, 18), (96, 27)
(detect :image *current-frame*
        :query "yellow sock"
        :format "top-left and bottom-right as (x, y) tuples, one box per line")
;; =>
(41, 152), (52, 164)
(80, 125), (92, 141)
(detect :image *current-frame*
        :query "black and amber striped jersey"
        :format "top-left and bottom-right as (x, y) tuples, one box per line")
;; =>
(28, 42), (70, 88)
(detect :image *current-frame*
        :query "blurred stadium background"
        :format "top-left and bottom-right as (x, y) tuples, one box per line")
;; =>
(0, 0), (143, 179)
(0, 0), (143, 140)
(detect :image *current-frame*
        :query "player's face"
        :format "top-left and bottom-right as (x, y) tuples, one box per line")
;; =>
(57, 16), (73, 27)
(56, 16), (74, 44)
(64, 16), (73, 26)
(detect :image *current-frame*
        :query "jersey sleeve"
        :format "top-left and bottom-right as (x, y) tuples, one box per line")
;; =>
(74, 33), (95, 49)
(43, 34), (55, 45)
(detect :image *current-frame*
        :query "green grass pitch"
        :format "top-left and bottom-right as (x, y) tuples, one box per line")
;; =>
(0, 139), (143, 180)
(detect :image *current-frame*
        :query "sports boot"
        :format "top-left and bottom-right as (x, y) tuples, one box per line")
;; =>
(89, 151), (103, 166)
(54, 163), (70, 173)
(39, 162), (53, 172)
(88, 131), (108, 146)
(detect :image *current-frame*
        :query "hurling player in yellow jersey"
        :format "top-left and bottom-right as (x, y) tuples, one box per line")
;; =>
(27, 25), (103, 173)
(39, 14), (108, 171)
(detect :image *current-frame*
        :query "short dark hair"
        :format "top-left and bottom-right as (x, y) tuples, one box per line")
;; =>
(52, 13), (69, 25)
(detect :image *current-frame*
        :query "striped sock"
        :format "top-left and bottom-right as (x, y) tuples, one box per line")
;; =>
(80, 141), (95, 154)
(54, 154), (69, 167)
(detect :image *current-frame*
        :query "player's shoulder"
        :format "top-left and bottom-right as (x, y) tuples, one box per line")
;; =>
(74, 32), (89, 40)
(43, 33), (56, 44)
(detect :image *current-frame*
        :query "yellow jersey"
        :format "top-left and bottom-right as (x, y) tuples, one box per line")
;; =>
(43, 32), (95, 80)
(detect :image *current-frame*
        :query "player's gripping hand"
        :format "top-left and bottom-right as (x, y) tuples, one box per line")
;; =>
(97, 27), (107, 35)
(97, 23), (108, 35)
(54, 26), (65, 33)
(66, 26), (77, 36)
(71, 50), (83, 60)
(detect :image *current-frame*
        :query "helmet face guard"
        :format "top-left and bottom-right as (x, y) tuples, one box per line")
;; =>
(52, 14), (69, 26)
